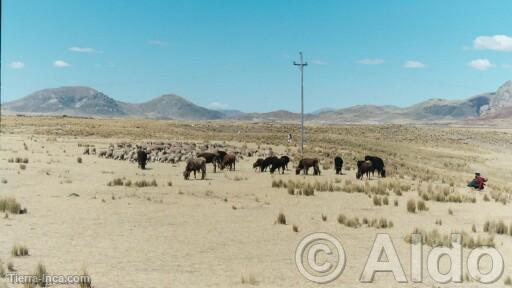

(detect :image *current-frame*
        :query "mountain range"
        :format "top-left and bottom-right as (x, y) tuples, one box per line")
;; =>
(2, 80), (511, 124)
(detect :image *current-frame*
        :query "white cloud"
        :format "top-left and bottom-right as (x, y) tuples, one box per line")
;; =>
(148, 40), (168, 46)
(69, 47), (96, 53)
(9, 61), (25, 69)
(503, 64), (512, 69)
(474, 35), (512, 52)
(468, 59), (493, 71)
(403, 60), (425, 69)
(311, 60), (328, 65)
(357, 58), (384, 65)
(209, 102), (229, 109)
(53, 60), (71, 68)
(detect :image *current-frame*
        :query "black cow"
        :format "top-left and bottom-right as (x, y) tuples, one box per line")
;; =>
(334, 156), (343, 175)
(253, 158), (264, 171)
(280, 156), (290, 170)
(296, 158), (321, 175)
(261, 156), (278, 172)
(356, 160), (372, 180)
(270, 158), (287, 174)
(364, 155), (386, 177)
(137, 149), (148, 169)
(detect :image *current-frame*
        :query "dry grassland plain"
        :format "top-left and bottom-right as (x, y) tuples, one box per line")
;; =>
(1, 115), (512, 287)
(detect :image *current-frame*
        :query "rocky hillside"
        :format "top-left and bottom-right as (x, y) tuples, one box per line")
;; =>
(1, 86), (126, 117)
(2, 81), (511, 123)
(2, 87), (223, 120)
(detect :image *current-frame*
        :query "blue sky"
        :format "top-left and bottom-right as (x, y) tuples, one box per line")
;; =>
(2, 0), (512, 112)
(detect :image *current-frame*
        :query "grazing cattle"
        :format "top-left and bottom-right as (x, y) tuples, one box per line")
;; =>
(364, 155), (386, 178)
(270, 158), (287, 174)
(296, 158), (321, 175)
(334, 156), (343, 175)
(220, 154), (236, 171)
(137, 149), (148, 169)
(197, 152), (219, 173)
(253, 158), (264, 171)
(183, 157), (206, 180)
(280, 156), (290, 170)
(261, 156), (278, 172)
(356, 160), (372, 180)
(216, 150), (227, 165)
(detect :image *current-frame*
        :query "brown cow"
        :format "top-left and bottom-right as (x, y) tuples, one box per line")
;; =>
(295, 158), (321, 175)
(183, 157), (206, 180)
(220, 154), (236, 171)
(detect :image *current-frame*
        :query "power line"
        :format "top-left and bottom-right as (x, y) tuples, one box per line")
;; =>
(293, 52), (307, 159)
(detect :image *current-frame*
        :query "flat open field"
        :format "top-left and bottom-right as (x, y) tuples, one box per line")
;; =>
(1, 115), (512, 287)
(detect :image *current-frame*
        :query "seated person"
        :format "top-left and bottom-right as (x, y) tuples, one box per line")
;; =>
(468, 172), (487, 190)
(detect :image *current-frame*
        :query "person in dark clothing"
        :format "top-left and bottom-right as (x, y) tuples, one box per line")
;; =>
(137, 148), (148, 169)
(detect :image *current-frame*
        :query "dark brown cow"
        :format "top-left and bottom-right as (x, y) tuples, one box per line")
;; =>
(197, 152), (219, 173)
(295, 158), (321, 175)
(183, 157), (206, 180)
(220, 154), (236, 171)
(356, 160), (372, 180)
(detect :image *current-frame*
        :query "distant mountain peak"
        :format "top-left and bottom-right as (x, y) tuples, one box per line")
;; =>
(2, 81), (511, 124)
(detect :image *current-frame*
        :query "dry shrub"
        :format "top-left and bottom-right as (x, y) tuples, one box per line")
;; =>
(407, 199), (416, 213)
(338, 214), (361, 228)
(78, 268), (92, 288)
(77, 157), (82, 163)
(373, 196), (382, 206)
(405, 228), (495, 248)
(292, 225), (299, 232)
(241, 273), (258, 285)
(11, 244), (29, 257)
(417, 200), (428, 211)
(0, 260), (5, 278)
(23, 262), (48, 287)
(13, 157), (29, 164)
(0, 197), (22, 214)
(483, 220), (509, 235)
(134, 179), (158, 187)
(107, 178), (123, 186)
(321, 214), (327, 221)
(505, 276), (512, 286)
(276, 213), (286, 225)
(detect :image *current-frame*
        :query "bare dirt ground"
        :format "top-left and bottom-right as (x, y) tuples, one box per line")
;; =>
(1, 116), (511, 287)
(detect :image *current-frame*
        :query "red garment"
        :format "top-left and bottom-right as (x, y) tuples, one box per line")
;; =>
(475, 176), (485, 189)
